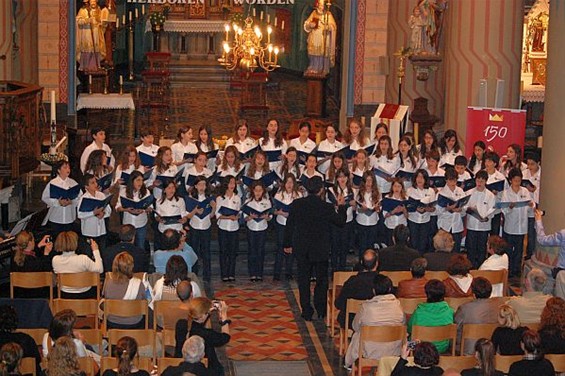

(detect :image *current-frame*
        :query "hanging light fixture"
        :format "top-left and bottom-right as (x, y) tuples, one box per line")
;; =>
(219, 12), (282, 72)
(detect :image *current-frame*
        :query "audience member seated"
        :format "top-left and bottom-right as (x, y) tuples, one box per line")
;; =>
(102, 225), (148, 273)
(424, 230), (454, 271)
(538, 296), (565, 354)
(443, 254), (474, 298)
(334, 249), (379, 329)
(102, 252), (146, 329)
(397, 258), (429, 299)
(391, 341), (443, 376)
(506, 268), (551, 324)
(460, 338), (503, 376)
(479, 236), (509, 297)
(344, 275), (405, 369)
(491, 304), (528, 355)
(0, 306), (41, 375)
(152, 256), (202, 305)
(51, 231), (103, 299)
(174, 298), (231, 376)
(378, 225), (420, 271)
(153, 230), (197, 275)
(102, 336), (150, 376)
(162, 335), (210, 376)
(508, 330), (555, 376)
(47, 336), (86, 376)
(455, 278), (502, 355)
(0, 342), (23, 376)
(408, 279), (454, 354)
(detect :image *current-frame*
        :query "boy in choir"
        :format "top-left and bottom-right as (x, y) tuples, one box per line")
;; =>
(80, 127), (115, 173)
(41, 160), (80, 234)
(436, 167), (466, 253)
(136, 129), (160, 171)
(501, 167), (535, 278)
(424, 150), (445, 245)
(523, 152), (541, 260)
(463, 170), (497, 269)
(484, 151), (506, 236)
(77, 173), (111, 250)
(454, 155), (472, 183)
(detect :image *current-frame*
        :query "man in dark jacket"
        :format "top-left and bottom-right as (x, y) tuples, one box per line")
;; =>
(102, 224), (148, 272)
(284, 177), (347, 321)
(378, 224), (419, 271)
(163, 335), (210, 376)
(334, 249), (379, 328)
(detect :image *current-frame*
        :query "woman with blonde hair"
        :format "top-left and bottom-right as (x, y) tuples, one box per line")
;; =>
(102, 336), (149, 376)
(47, 336), (84, 376)
(423, 229), (454, 271)
(491, 304), (529, 355)
(102, 252), (145, 329)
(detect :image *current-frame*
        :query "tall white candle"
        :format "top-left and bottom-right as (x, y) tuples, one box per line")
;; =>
(50, 90), (56, 123)
(135, 8), (138, 19)
(275, 17), (277, 27)
(119, 75), (123, 85)
(253, 8), (256, 17)
(122, 15), (126, 25)
(129, 11), (132, 22)
(142, 5), (145, 15)
(267, 14), (270, 23)
(116, 18), (119, 28)
(260, 11), (263, 20)
(282, 20), (285, 30)
(89, 75), (92, 85)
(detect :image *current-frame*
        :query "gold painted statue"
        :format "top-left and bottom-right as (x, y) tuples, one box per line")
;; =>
(303, 0), (337, 76)
(76, 0), (106, 71)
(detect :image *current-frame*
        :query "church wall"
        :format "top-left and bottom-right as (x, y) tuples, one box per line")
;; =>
(38, 0), (61, 101)
(0, 2), (14, 81)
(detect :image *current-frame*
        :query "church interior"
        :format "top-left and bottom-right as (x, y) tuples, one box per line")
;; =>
(1, 0), (565, 375)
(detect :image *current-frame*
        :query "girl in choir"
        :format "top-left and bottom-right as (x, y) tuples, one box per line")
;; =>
(215, 175), (241, 282)
(438, 129), (463, 168)
(343, 118), (370, 151)
(500, 143), (527, 176)
(501, 167), (534, 277)
(41, 160), (80, 233)
(259, 118), (287, 170)
(85, 149), (112, 179)
(226, 119), (257, 156)
(154, 179), (189, 234)
(278, 147), (302, 180)
(382, 178), (409, 245)
(289, 121), (316, 153)
(325, 152), (348, 186)
(114, 146), (142, 186)
(171, 126), (198, 167)
(355, 171), (381, 253)
(299, 154), (323, 193)
(247, 150), (271, 179)
(317, 124), (344, 174)
(187, 176), (216, 282)
(273, 174), (302, 281)
(136, 129), (160, 170)
(396, 135), (418, 189)
(468, 140), (486, 175)
(436, 167), (466, 252)
(329, 169), (354, 271)
(195, 126), (219, 170)
(217, 145), (244, 178)
(116, 170), (152, 250)
(244, 181), (272, 282)
(148, 146), (178, 200)
(371, 135), (399, 194)
(417, 129), (439, 169)
(373, 122), (389, 143)
(523, 152), (541, 260)
(184, 151), (213, 191)
(77, 173), (111, 249)
(484, 151), (506, 236)
(351, 149), (372, 189)
(407, 169), (436, 254)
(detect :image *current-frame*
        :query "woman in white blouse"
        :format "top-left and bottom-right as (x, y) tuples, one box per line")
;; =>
(479, 235), (509, 297)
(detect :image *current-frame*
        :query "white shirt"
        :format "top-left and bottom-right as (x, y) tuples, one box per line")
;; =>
(155, 196), (188, 233)
(244, 198), (272, 231)
(116, 187), (151, 229)
(523, 167), (541, 217)
(487, 169), (507, 215)
(217, 164), (245, 178)
(436, 185), (466, 233)
(464, 187), (496, 232)
(439, 149), (463, 167)
(77, 190), (111, 237)
(278, 164), (302, 180)
(457, 170), (472, 183)
(397, 154), (418, 189)
(147, 165), (178, 200)
(383, 194), (408, 230)
(289, 137), (316, 153)
(258, 137), (287, 171)
(52, 249), (104, 292)
(189, 193), (213, 230)
(348, 137), (371, 151)
(197, 143), (220, 171)
(355, 190), (379, 226)
(426, 167), (445, 217)
(171, 141), (198, 163)
(226, 137), (257, 154)
(184, 165), (212, 189)
(215, 192), (241, 232)
(501, 186), (532, 235)
(41, 176), (81, 224)
(80, 141), (115, 173)
(273, 191), (301, 226)
(479, 253), (509, 297)
(317, 139), (344, 174)
(407, 187), (436, 224)
(136, 144), (159, 160)
(113, 164), (144, 185)
(370, 155), (400, 194)
(469, 159), (483, 175)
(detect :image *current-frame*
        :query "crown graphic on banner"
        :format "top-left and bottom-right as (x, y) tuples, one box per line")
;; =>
(489, 114), (504, 122)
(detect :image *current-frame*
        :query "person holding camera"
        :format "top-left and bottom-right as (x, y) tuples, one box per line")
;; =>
(11, 231), (55, 274)
(174, 297), (230, 376)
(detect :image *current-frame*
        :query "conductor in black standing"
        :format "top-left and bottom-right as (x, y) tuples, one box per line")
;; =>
(284, 176), (347, 321)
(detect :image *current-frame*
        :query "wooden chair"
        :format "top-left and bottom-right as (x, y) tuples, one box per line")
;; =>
(470, 269), (509, 296)
(19, 357), (37, 376)
(412, 324), (458, 355)
(52, 299), (99, 329)
(153, 300), (188, 331)
(57, 272), (101, 301)
(78, 356), (97, 376)
(438, 355), (476, 372)
(356, 325), (407, 376)
(103, 299), (149, 332)
(157, 357), (183, 375)
(107, 329), (156, 360)
(459, 323), (498, 355)
(494, 354), (523, 374)
(523, 322), (540, 332)
(425, 271), (449, 281)
(380, 271), (413, 287)
(76, 329), (103, 355)
(445, 297), (475, 312)
(101, 356), (154, 374)
(327, 271), (357, 336)
(339, 298), (364, 356)
(17, 328), (47, 347)
(10, 272), (54, 306)
(545, 354), (565, 373)
(399, 298), (426, 316)
(159, 328), (177, 357)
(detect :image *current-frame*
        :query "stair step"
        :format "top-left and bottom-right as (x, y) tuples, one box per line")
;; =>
(166, 60), (230, 86)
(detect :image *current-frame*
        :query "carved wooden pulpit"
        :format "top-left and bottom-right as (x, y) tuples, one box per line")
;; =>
(0, 81), (43, 182)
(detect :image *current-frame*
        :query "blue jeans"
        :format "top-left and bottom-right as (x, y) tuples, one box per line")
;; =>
(218, 229), (238, 279)
(247, 229), (267, 278)
(503, 232), (525, 277)
(466, 229), (489, 269)
(274, 222), (294, 277)
(408, 220), (431, 254)
(189, 227), (212, 281)
(357, 222), (378, 255)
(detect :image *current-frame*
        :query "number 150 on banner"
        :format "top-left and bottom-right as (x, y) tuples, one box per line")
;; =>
(465, 107), (527, 157)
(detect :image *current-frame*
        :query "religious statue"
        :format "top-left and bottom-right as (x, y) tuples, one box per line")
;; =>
(528, 12), (549, 53)
(409, 6), (427, 54)
(303, 0), (337, 77)
(416, 0), (447, 55)
(76, 0), (106, 72)
(100, 0), (116, 66)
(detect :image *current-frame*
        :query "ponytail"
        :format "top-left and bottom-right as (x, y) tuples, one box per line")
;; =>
(114, 337), (138, 376)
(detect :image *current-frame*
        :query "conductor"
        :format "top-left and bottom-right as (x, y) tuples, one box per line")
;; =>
(284, 176), (347, 321)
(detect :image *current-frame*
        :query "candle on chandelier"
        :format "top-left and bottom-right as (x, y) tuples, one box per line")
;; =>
(142, 5), (145, 15)
(122, 14), (126, 25)
(224, 24), (230, 41)
(253, 8), (256, 17)
(50, 90), (56, 123)
(135, 8), (139, 19)
(260, 11), (263, 20)
(116, 18), (119, 28)
(267, 14), (270, 23)
(281, 21), (285, 30)
(275, 17), (277, 27)
(129, 11), (132, 22)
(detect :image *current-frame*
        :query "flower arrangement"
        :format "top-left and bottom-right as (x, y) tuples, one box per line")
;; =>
(150, 11), (167, 27)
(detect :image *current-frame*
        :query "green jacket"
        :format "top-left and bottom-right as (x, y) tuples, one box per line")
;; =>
(408, 301), (454, 353)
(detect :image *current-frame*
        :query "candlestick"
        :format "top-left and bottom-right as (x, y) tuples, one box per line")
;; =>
(116, 18), (119, 28)
(135, 8), (138, 19)
(119, 75), (123, 85)
(260, 11), (263, 20)
(275, 17), (277, 27)
(129, 11), (132, 22)
(253, 8), (256, 17)
(122, 15), (126, 25)
(50, 90), (56, 123)
(142, 5), (145, 15)
(282, 21), (285, 30)
(267, 14), (270, 23)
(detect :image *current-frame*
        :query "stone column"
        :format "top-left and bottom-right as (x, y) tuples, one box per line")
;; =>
(443, 0), (522, 150)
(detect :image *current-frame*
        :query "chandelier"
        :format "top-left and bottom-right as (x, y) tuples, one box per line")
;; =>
(219, 16), (281, 72)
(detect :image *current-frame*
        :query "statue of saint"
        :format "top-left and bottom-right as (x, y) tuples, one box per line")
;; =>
(76, 0), (106, 71)
(529, 12), (549, 53)
(409, 6), (427, 54)
(417, 0), (447, 55)
(303, 0), (337, 76)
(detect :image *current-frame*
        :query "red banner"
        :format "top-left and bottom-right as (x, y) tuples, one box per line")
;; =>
(466, 107), (527, 157)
